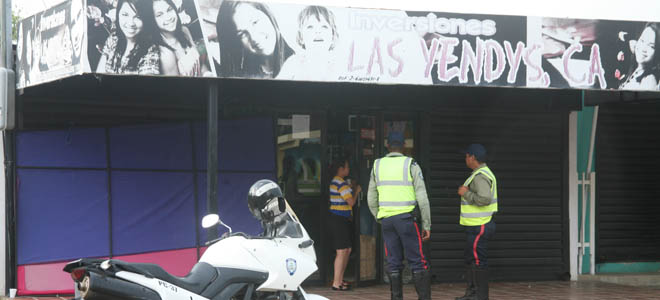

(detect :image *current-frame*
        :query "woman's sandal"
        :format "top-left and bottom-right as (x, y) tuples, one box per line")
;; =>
(341, 281), (352, 288)
(331, 285), (350, 291)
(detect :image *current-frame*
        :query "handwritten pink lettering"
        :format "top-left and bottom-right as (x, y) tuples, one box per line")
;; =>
(436, 37), (460, 82)
(387, 38), (404, 77)
(348, 41), (364, 72)
(562, 43), (586, 84)
(459, 38), (484, 84)
(484, 39), (506, 83)
(588, 43), (606, 89)
(367, 38), (384, 75)
(504, 41), (524, 84)
(523, 43), (550, 87)
(420, 38), (439, 78)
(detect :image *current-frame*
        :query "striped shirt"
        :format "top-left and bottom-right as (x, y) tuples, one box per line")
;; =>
(329, 176), (353, 218)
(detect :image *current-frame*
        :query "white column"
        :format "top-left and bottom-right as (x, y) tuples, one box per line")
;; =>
(568, 111), (578, 280)
(587, 106), (599, 275)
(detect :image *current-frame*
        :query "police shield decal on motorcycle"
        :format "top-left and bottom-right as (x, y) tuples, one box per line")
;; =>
(286, 259), (297, 276)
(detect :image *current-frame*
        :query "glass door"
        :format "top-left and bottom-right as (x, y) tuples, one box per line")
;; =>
(353, 114), (381, 285)
(276, 112), (324, 281)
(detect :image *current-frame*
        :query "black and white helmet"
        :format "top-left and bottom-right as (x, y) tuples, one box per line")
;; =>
(247, 179), (286, 221)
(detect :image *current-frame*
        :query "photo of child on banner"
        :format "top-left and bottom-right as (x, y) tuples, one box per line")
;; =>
(90, 0), (212, 76)
(276, 6), (340, 81)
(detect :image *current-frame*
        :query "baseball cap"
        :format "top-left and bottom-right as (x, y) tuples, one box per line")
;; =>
(387, 131), (405, 147)
(463, 143), (487, 161)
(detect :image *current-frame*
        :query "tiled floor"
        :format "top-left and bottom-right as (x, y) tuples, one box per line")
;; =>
(306, 281), (660, 299)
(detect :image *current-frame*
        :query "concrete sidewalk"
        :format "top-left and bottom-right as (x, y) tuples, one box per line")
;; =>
(306, 280), (660, 299)
(3, 280), (659, 300)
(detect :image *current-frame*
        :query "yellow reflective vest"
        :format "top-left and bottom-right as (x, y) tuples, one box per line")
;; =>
(460, 166), (498, 226)
(374, 156), (416, 219)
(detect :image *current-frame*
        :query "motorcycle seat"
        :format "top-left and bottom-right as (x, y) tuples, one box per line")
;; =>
(111, 260), (218, 294)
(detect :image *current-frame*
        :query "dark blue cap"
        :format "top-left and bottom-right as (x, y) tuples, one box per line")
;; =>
(463, 144), (487, 161)
(387, 131), (405, 146)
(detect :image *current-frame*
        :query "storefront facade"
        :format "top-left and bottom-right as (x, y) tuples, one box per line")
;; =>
(4, 0), (660, 295)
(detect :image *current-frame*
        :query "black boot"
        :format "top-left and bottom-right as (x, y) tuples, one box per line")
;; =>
(474, 267), (489, 300)
(455, 266), (476, 300)
(389, 271), (403, 300)
(412, 270), (431, 300)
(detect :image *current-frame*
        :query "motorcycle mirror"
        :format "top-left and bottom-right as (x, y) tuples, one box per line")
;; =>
(201, 214), (220, 228)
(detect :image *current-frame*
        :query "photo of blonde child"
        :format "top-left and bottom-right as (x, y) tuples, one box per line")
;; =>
(276, 6), (340, 81)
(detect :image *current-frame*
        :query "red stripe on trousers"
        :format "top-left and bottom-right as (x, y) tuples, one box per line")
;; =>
(384, 242), (388, 257)
(413, 222), (429, 269)
(473, 224), (485, 266)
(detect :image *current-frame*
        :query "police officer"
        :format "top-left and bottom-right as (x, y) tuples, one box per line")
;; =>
(456, 144), (497, 300)
(368, 131), (431, 300)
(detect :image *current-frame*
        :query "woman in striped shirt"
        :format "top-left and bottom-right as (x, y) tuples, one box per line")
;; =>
(328, 158), (361, 291)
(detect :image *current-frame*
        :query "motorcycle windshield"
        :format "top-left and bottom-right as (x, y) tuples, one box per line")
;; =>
(263, 208), (304, 239)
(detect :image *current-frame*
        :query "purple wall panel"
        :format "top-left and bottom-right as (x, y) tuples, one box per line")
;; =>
(17, 169), (109, 264)
(111, 171), (195, 255)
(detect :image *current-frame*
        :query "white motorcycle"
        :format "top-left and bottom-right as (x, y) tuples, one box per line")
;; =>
(63, 180), (328, 300)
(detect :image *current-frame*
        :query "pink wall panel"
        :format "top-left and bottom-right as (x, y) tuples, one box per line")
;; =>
(18, 261), (77, 295)
(17, 248), (199, 295)
(114, 248), (198, 276)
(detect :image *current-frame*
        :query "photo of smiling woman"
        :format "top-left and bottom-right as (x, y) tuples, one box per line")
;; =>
(97, 0), (161, 74)
(152, 0), (211, 76)
(216, 0), (294, 78)
(619, 23), (660, 90)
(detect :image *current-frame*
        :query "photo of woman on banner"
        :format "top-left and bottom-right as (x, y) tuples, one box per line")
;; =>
(171, 0), (202, 39)
(276, 5), (339, 81)
(30, 16), (46, 80)
(540, 18), (605, 89)
(96, 0), (161, 74)
(152, 0), (212, 76)
(86, 0), (116, 71)
(67, 0), (86, 66)
(24, 19), (36, 85)
(216, 0), (294, 78)
(17, 21), (26, 87)
(618, 23), (660, 90)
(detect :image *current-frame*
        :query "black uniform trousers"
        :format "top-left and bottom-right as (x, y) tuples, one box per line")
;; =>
(382, 212), (429, 273)
(464, 221), (496, 268)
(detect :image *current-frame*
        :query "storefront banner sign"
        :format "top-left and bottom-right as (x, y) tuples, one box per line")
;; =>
(16, 0), (660, 93)
(16, 0), (86, 88)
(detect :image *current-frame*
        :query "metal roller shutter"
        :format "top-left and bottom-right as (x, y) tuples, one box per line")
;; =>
(427, 109), (569, 281)
(596, 102), (660, 263)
